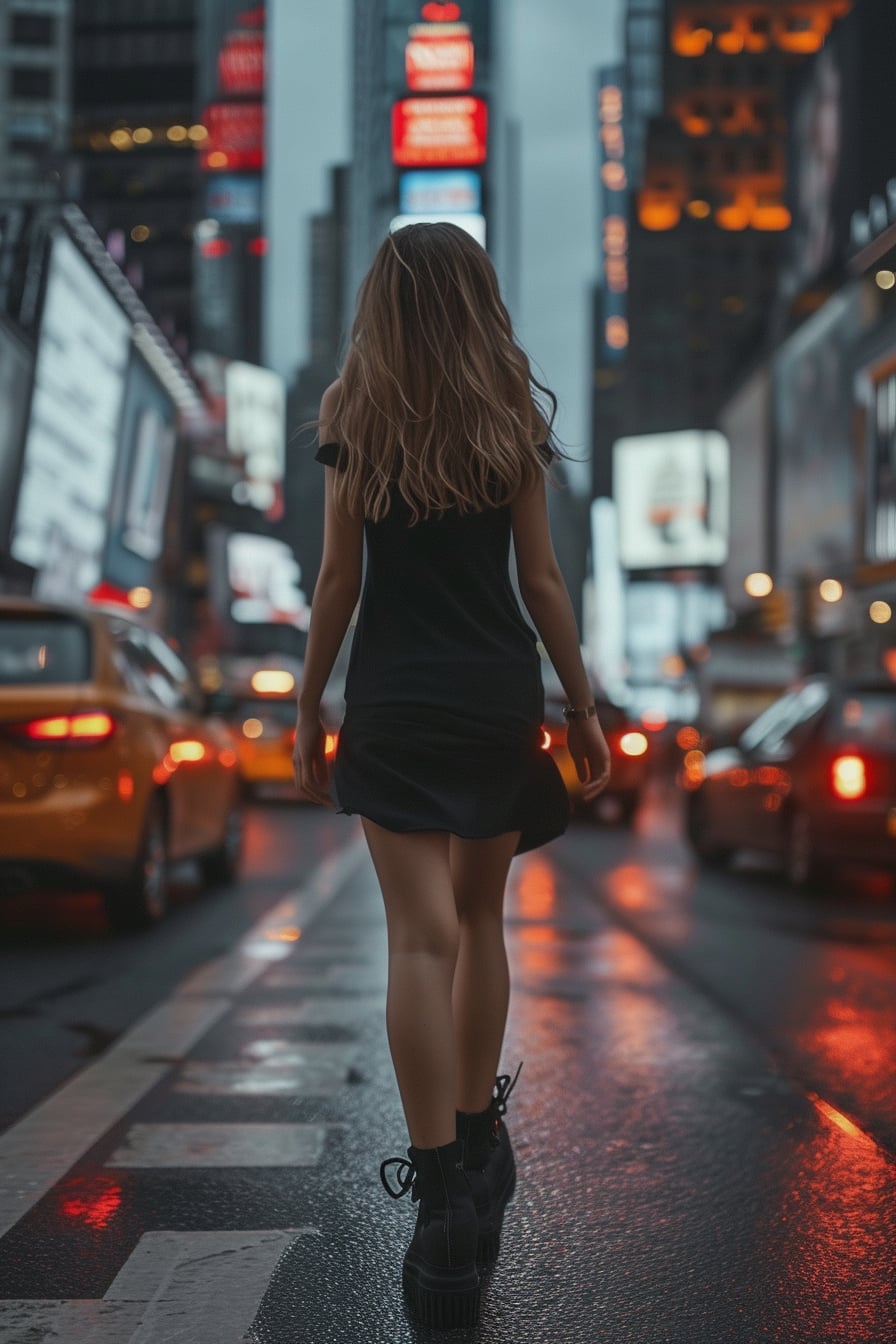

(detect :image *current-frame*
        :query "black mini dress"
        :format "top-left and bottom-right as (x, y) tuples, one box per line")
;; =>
(315, 443), (569, 854)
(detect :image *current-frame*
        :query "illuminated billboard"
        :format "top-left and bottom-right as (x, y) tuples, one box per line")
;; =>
(614, 431), (729, 570)
(102, 350), (177, 593)
(225, 360), (286, 517)
(10, 232), (131, 600)
(596, 67), (628, 362)
(209, 527), (309, 631)
(200, 102), (264, 172)
(392, 96), (487, 167)
(0, 317), (32, 552)
(399, 168), (481, 215)
(773, 286), (866, 579)
(405, 23), (474, 92)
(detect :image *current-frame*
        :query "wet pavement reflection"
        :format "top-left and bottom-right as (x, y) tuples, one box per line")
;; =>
(0, 794), (894, 1342)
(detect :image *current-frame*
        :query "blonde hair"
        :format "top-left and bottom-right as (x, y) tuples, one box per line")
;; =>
(327, 222), (557, 522)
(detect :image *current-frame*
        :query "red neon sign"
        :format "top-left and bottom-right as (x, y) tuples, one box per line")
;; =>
(200, 102), (264, 171)
(219, 31), (265, 95)
(392, 96), (487, 167)
(421, 2), (461, 19)
(406, 26), (474, 91)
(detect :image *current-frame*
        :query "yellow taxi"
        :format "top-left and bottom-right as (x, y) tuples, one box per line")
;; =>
(0, 598), (242, 929)
(199, 659), (338, 799)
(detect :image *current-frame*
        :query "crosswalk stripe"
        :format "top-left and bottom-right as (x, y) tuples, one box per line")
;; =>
(0, 836), (368, 1242)
(0, 1228), (317, 1344)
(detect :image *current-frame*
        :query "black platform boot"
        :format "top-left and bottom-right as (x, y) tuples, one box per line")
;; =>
(456, 1064), (521, 1268)
(380, 1137), (480, 1328)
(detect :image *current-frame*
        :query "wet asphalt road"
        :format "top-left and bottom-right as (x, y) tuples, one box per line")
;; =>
(0, 781), (895, 1343)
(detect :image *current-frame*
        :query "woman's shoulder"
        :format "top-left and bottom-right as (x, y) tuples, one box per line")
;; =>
(320, 378), (342, 424)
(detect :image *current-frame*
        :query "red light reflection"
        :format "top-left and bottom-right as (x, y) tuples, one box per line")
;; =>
(59, 1175), (123, 1230)
(515, 854), (557, 921)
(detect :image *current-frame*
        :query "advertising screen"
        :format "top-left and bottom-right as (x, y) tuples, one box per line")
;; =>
(783, 0), (896, 294)
(205, 174), (262, 225)
(208, 527), (309, 632)
(773, 286), (867, 579)
(614, 431), (729, 570)
(718, 369), (771, 610)
(405, 23), (474, 92)
(0, 317), (32, 552)
(392, 96), (487, 167)
(10, 231), (131, 600)
(225, 360), (286, 516)
(102, 349), (177, 591)
(399, 169), (481, 215)
(201, 102), (264, 172)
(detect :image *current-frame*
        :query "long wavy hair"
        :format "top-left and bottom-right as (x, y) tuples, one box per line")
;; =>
(326, 223), (557, 522)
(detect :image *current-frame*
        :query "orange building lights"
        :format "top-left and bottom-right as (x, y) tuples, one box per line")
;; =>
(671, 4), (852, 58)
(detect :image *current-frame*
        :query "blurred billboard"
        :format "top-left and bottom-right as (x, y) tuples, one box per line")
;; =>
(783, 0), (896, 296)
(207, 525), (309, 633)
(718, 368), (771, 610)
(0, 317), (32, 554)
(613, 431), (729, 570)
(773, 285), (869, 580)
(102, 350), (177, 592)
(399, 169), (481, 214)
(391, 96), (487, 166)
(225, 359), (285, 518)
(10, 231), (131, 601)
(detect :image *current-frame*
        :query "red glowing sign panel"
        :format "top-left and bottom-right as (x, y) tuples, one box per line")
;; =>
(200, 102), (264, 171)
(218, 31), (265, 95)
(406, 26), (474, 91)
(392, 96), (487, 167)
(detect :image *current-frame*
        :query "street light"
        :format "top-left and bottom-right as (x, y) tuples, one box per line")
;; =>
(819, 579), (843, 603)
(869, 601), (892, 624)
(744, 571), (773, 598)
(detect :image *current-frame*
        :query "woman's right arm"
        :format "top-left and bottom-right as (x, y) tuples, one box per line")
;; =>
(511, 475), (611, 799)
(294, 382), (363, 804)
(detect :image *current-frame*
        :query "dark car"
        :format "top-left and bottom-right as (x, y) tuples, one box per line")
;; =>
(684, 677), (896, 886)
(543, 692), (650, 825)
(0, 598), (243, 928)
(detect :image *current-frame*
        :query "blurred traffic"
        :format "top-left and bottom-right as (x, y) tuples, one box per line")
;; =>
(0, 598), (242, 928)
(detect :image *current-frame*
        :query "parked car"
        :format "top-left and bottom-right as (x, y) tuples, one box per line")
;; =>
(0, 598), (243, 928)
(201, 659), (339, 800)
(684, 676), (896, 886)
(543, 691), (650, 826)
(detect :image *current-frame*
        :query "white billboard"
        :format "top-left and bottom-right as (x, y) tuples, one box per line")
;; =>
(225, 360), (286, 514)
(226, 532), (309, 630)
(11, 232), (131, 599)
(389, 213), (486, 247)
(614, 430), (729, 570)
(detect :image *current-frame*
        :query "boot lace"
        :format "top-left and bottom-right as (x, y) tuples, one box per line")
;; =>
(492, 1061), (523, 1117)
(380, 1156), (417, 1201)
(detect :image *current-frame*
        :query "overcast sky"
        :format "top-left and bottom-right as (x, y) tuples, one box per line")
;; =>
(267, 0), (623, 490)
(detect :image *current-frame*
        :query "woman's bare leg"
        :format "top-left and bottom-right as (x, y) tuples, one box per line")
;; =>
(449, 832), (520, 1114)
(362, 819), (458, 1150)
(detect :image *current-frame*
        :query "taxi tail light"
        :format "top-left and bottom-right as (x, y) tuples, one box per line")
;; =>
(619, 730), (649, 758)
(831, 754), (866, 801)
(5, 711), (117, 746)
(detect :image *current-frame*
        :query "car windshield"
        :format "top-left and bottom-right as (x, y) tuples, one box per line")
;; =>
(829, 692), (896, 747)
(0, 616), (91, 685)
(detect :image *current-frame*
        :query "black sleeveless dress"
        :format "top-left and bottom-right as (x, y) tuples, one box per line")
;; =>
(315, 443), (569, 854)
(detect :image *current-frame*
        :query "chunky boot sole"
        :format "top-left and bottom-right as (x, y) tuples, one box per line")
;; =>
(402, 1254), (480, 1328)
(476, 1161), (516, 1268)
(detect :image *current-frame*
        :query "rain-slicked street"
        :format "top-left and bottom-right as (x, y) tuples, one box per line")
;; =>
(1, 786), (894, 1344)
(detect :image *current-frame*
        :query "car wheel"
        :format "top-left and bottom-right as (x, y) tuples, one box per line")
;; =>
(685, 793), (732, 866)
(784, 807), (821, 889)
(200, 801), (243, 887)
(103, 795), (169, 931)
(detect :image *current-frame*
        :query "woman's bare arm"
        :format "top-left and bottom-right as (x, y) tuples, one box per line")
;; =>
(294, 382), (363, 802)
(511, 474), (611, 797)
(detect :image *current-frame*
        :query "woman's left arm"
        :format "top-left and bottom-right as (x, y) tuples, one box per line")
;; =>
(294, 386), (363, 803)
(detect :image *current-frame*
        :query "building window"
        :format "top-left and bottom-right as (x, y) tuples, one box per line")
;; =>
(10, 13), (57, 46)
(10, 67), (54, 99)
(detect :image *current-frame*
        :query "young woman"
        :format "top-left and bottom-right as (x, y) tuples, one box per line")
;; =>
(294, 222), (610, 1328)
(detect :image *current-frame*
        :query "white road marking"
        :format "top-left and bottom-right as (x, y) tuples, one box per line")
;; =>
(0, 1228), (316, 1344)
(236, 996), (381, 1027)
(174, 1043), (358, 1096)
(105, 1122), (326, 1169)
(0, 836), (369, 1241)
